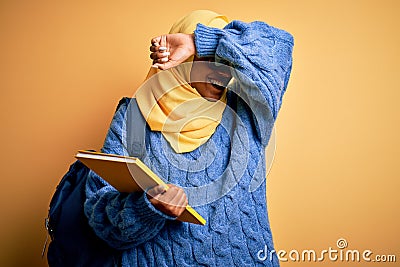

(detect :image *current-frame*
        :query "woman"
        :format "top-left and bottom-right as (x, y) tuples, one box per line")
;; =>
(85, 10), (293, 266)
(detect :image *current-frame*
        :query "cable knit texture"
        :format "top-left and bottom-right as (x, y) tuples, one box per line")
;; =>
(85, 20), (293, 266)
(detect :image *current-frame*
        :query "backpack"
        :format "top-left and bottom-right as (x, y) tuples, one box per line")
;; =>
(44, 98), (146, 266)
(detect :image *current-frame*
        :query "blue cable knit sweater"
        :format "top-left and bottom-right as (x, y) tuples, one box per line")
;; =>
(85, 21), (293, 266)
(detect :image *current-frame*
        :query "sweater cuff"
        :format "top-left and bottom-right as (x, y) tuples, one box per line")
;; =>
(139, 190), (177, 221)
(194, 23), (224, 57)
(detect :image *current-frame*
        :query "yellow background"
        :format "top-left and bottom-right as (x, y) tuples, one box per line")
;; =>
(1, 0), (399, 266)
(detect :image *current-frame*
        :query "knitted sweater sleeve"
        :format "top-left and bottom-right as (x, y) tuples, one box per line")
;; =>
(194, 20), (294, 146)
(84, 100), (175, 250)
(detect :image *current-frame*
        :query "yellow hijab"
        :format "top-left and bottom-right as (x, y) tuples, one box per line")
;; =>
(135, 10), (230, 153)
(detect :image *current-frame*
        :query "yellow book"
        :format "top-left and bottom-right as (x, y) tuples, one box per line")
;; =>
(75, 150), (206, 225)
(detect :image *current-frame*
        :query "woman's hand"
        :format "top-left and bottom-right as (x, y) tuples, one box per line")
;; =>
(147, 184), (188, 218)
(150, 33), (195, 70)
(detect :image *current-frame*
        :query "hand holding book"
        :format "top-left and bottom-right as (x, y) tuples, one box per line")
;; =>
(147, 184), (188, 218)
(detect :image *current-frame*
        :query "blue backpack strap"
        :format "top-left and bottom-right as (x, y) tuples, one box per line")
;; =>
(125, 98), (146, 158)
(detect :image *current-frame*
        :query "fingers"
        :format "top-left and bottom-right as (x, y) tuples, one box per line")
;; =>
(150, 35), (168, 53)
(148, 184), (188, 217)
(151, 36), (161, 47)
(149, 46), (169, 67)
(167, 185), (188, 208)
(149, 51), (170, 60)
(158, 185), (187, 208)
(149, 45), (167, 53)
(147, 185), (167, 199)
(150, 35), (170, 68)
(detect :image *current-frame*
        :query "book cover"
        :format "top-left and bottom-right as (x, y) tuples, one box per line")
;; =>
(76, 150), (206, 225)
